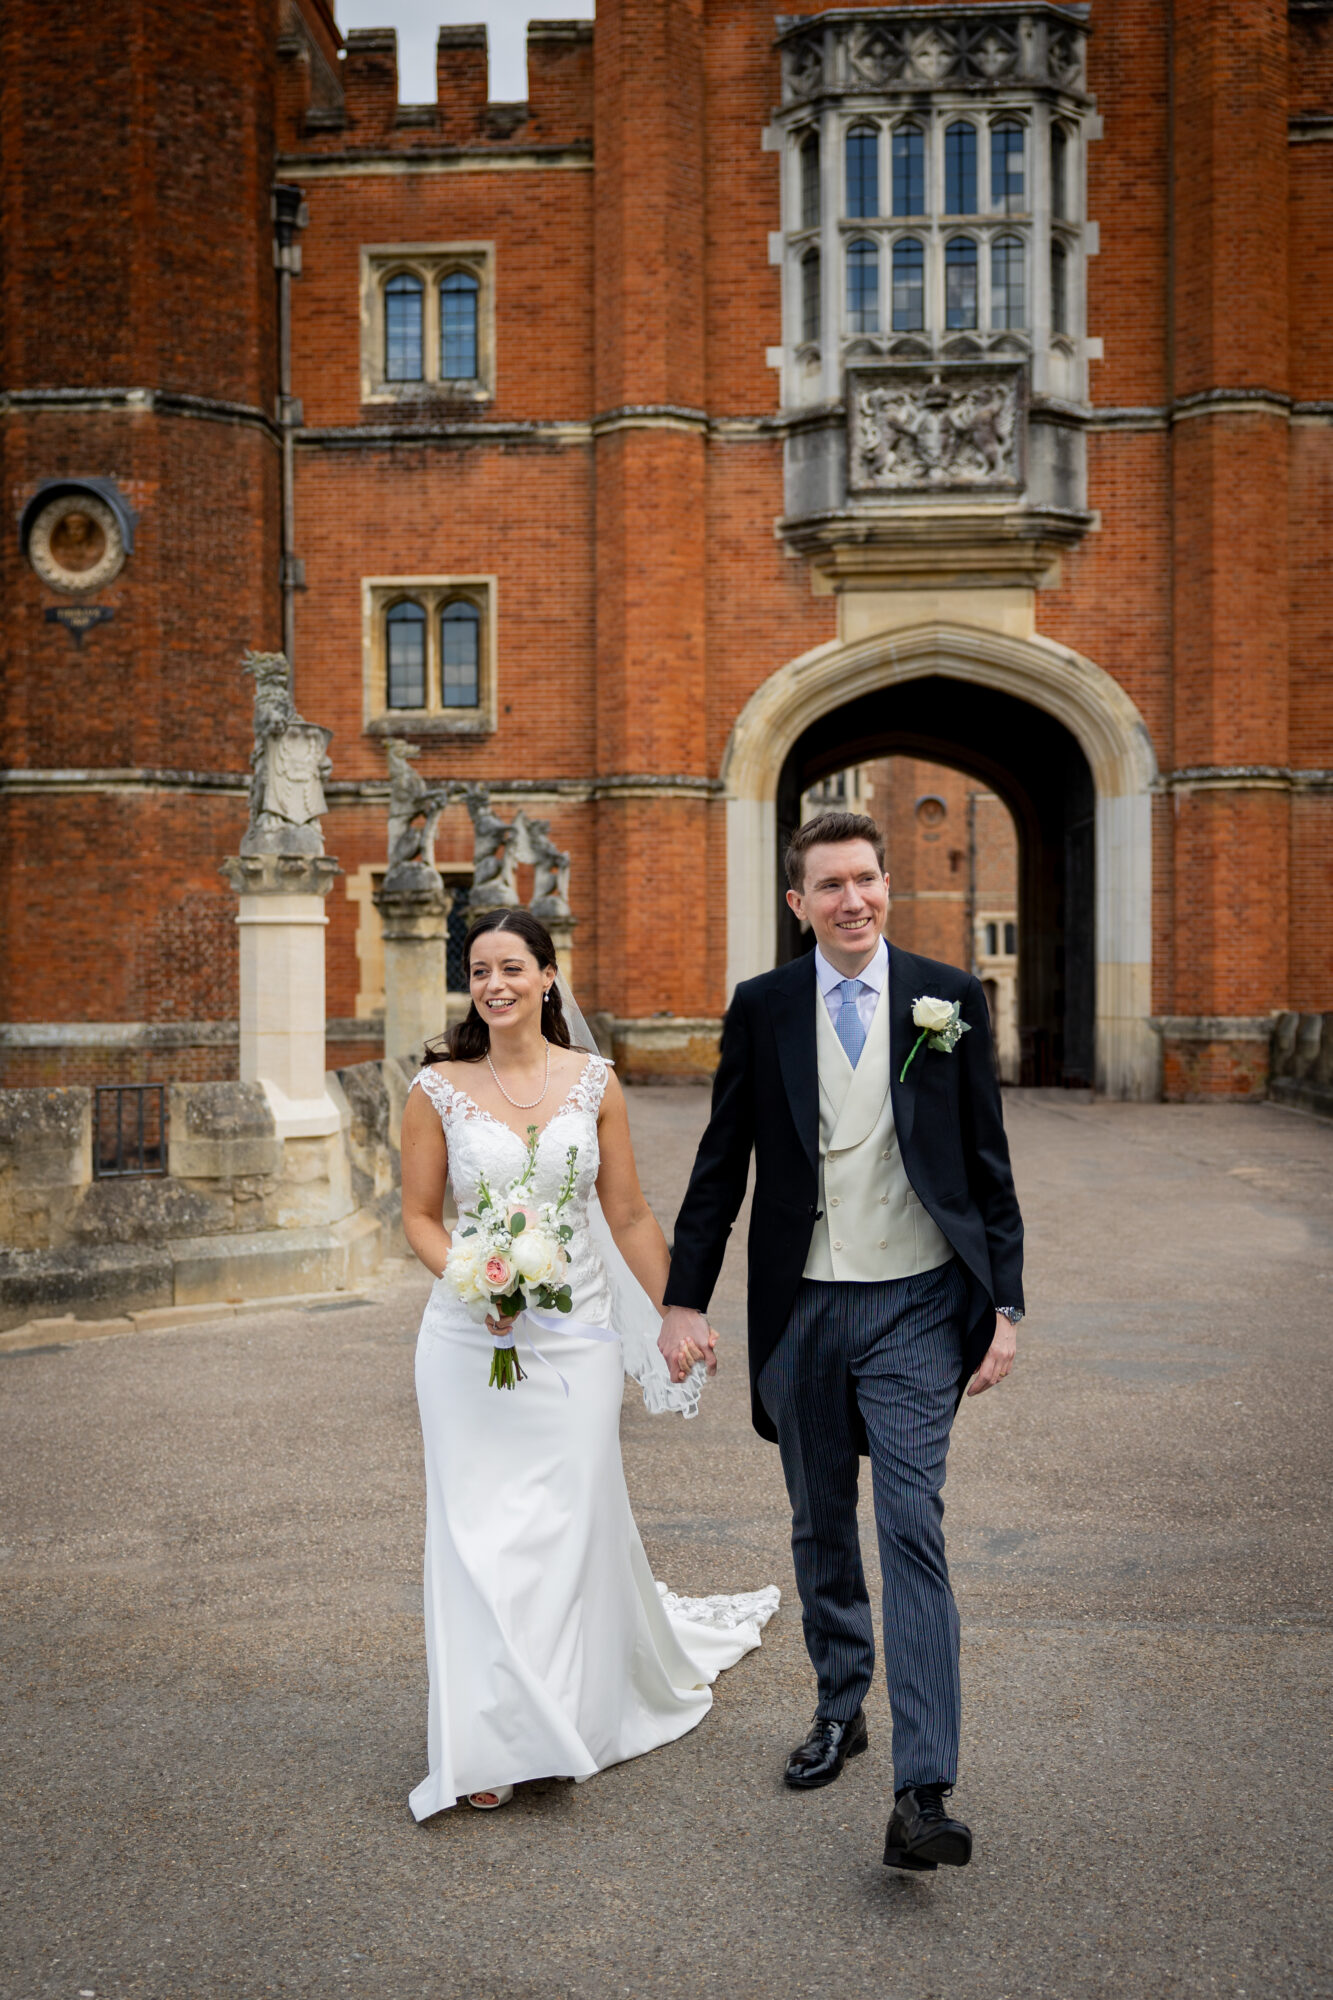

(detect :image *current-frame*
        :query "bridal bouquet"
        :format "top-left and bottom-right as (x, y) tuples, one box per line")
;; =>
(445, 1126), (577, 1389)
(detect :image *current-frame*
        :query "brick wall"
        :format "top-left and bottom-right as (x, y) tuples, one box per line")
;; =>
(1, 0), (1330, 1099)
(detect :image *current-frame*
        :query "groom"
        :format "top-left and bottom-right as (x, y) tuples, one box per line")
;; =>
(660, 811), (1024, 1872)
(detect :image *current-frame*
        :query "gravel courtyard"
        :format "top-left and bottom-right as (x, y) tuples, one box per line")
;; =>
(1, 1090), (1329, 2000)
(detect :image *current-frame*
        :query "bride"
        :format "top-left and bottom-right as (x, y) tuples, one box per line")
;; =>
(400, 907), (777, 1816)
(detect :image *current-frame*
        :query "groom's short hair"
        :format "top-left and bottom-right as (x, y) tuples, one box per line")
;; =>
(785, 811), (886, 891)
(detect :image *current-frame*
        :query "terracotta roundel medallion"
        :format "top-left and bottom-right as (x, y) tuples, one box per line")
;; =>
(27, 492), (127, 593)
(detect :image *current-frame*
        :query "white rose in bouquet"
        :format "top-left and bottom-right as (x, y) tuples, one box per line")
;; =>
(445, 1236), (489, 1304)
(912, 995), (956, 1033)
(512, 1227), (565, 1290)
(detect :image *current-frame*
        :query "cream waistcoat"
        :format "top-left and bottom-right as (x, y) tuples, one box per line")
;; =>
(802, 980), (954, 1284)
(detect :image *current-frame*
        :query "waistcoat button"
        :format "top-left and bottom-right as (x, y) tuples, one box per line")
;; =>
(833, 1239), (843, 1251)
(878, 1239), (887, 1250)
(829, 1195), (841, 1207)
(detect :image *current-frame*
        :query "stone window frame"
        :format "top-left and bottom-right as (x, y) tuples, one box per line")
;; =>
(827, 109), (1036, 341)
(361, 575), (497, 739)
(359, 244), (496, 407)
(781, 90), (1089, 406)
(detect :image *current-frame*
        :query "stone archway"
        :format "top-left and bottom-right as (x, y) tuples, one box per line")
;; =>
(721, 622), (1159, 1100)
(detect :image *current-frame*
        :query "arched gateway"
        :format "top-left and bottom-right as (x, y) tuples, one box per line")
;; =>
(722, 623), (1158, 1101)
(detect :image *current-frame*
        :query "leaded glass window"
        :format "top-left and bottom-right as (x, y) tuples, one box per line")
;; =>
(801, 248), (821, 342)
(846, 125), (879, 219)
(846, 238), (879, 333)
(892, 123), (925, 218)
(945, 122), (977, 216)
(384, 273), (424, 382)
(1051, 123), (1069, 222)
(800, 133), (821, 231)
(1051, 239), (1068, 334)
(945, 236), (978, 329)
(386, 600), (427, 708)
(991, 235), (1025, 328)
(440, 601), (480, 709)
(440, 271), (479, 379)
(892, 237), (925, 331)
(991, 121), (1025, 214)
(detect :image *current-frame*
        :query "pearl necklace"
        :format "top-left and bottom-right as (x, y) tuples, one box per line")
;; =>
(485, 1044), (551, 1110)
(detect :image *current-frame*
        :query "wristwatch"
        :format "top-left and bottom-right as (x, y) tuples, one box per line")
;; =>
(996, 1306), (1024, 1326)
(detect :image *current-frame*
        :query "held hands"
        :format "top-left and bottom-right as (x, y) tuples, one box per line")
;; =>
(966, 1312), (1017, 1396)
(658, 1305), (719, 1385)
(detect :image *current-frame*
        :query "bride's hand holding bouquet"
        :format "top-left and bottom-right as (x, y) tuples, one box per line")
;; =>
(444, 1125), (578, 1388)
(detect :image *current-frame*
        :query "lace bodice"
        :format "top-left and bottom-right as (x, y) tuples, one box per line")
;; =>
(411, 1055), (614, 1326)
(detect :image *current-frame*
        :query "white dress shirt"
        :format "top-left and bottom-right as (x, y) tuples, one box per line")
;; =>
(813, 934), (888, 1037)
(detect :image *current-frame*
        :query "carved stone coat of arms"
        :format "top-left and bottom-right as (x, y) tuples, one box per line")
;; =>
(848, 365), (1025, 495)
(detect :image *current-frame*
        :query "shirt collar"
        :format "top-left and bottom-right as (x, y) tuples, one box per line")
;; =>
(813, 933), (888, 996)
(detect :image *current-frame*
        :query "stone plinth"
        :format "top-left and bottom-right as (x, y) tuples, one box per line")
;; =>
(373, 864), (453, 1063)
(221, 853), (340, 1137)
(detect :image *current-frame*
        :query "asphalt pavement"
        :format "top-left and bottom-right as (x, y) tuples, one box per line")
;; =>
(1, 1089), (1330, 2000)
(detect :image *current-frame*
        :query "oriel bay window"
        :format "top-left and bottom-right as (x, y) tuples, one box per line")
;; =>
(361, 246), (494, 404)
(801, 247), (821, 344)
(990, 235), (1025, 330)
(990, 121), (1025, 215)
(1051, 239), (1069, 336)
(847, 238), (879, 334)
(1051, 123), (1069, 221)
(846, 124), (879, 220)
(945, 121), (977, 216)
(892, 237), (925, 331)
(782, 88), (1084, 392)
(800, 132), (821, 231)
(892, 123), (925, 218)
(364, 578), (496, 734)
(945, 237), (978, 329)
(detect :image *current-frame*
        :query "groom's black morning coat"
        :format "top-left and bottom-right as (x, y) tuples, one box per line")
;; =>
(664, 943), (1024, 1446)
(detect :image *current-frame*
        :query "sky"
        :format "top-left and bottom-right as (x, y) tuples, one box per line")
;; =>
(336, 0), (596, 103)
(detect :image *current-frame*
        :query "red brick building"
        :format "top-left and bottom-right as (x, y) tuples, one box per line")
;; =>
(3, 0), (1330, 1099)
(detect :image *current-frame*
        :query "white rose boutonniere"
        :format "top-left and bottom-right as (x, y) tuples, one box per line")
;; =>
(900, 994), (971, 1082)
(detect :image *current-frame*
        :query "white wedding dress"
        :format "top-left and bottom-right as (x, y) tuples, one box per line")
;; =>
(408, 1053), (778, 1819)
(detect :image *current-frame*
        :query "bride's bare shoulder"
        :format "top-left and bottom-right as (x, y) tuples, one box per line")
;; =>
(425, 1056), (482, 1085)
(549, 1042), (598, 1088)
(408, 1056), (480, 1109)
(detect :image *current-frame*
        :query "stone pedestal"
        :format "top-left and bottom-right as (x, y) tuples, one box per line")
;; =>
(221, 853), (341, 1137)
(373, 863), (453, 1063)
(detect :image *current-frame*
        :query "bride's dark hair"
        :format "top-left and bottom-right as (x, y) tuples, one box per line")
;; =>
(424, 907), (574, 1064)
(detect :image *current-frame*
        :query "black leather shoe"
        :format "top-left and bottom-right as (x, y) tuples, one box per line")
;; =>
(783, 1710), (868, 1790)
(883, 1784), (972, 1869)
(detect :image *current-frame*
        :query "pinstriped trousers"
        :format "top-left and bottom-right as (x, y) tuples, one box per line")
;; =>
(757, 1259), (968, 1790)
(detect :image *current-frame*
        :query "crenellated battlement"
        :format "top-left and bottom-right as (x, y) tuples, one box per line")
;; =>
(435, 24), (491, 128)
(340, 26), (401, 138)
(281, 16), (594, 155)
(527, 21), (594, 143)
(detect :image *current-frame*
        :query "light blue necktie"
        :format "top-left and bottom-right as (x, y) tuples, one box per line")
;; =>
(834, 978), (866, 1068)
